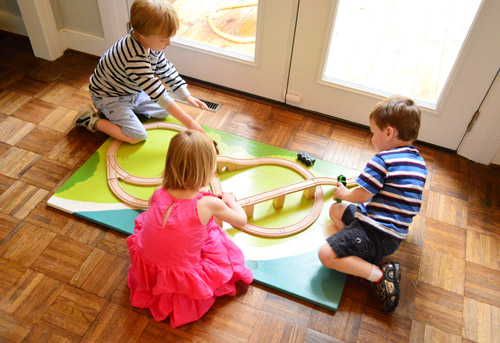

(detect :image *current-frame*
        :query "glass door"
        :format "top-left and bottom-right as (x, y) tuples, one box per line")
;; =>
(151, 0), (299, 102)
(287, 0), (500, 149)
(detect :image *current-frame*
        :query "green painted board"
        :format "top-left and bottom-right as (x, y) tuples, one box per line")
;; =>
(48, 117), (354, 311)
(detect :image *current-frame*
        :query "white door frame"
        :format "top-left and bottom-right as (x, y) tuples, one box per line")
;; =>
(16, 0), (129, 60)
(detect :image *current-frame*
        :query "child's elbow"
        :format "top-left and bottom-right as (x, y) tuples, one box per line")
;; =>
(233, 215), (248, 228)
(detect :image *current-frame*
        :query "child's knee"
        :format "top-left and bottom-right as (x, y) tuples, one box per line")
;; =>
(329, 203), (345, 221)
(318, 244), (338, 268)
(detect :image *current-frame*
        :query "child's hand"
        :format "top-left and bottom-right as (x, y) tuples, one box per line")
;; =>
(220, 192), (237, 205)
(185, 95), (209, 111)
(333, 181), (349, 201)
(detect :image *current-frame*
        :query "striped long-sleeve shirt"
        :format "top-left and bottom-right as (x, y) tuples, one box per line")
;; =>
(89, 31), (189, 110)
(355, 146), (427, 239)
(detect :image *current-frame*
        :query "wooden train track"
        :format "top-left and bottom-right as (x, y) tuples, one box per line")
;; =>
(106, 122), (357, 238)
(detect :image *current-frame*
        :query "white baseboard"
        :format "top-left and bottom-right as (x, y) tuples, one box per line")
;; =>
(0, 11), (27, 36)
(60, 29), (108, 57)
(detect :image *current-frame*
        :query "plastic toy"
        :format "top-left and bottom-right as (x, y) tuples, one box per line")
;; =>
(107, 122), (357, 238)
(297, 152), (316, 166)
(335, 174), (347, 203)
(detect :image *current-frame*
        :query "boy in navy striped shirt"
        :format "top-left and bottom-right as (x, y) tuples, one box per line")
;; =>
(318, 95), (427, 312)
(75, 0), (208, 144)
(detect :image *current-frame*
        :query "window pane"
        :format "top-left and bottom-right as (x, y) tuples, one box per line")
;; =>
(323, 0), (482, 105)
(170, 0), (257, 60)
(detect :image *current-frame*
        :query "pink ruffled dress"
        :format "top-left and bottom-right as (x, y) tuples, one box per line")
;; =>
(126, 188), (253, 328)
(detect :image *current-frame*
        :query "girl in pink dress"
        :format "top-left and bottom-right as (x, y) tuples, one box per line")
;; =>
(126, 130), (253, 328)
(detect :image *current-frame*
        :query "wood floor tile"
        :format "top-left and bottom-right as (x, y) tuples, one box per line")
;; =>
(0, 310), (32, 343)
(47, 130), (106, 167)
(356, 306), (413, 343)
(257, 121), (295, 149)
(289, 130), (330, 160)
(269, 107), (304, 129)
(418, 324), (462, 343)
(418, 249), (465, 294)
(422, 218), (466, 259)
(6, 75), (52, 98)
(31, 235), (94, 283)
(413, 282), (463, 335)
(386, 241), (422, 280)
(406, 215), (425, 246)
(11, 98), (57, 125)
(322, 140), (363, 170)
(24, 198), (73, 233)
(70, 249), (129, 299)
(467, 203), (500, 238)
(138, 320), (206, 343)
(425, 191), (468, 229)
(303, 328), (346, 343)
(466, 230), (500, 271)
(0, 223), (56, 267)
(0, 146), (40, 179)
(234, 283), (267, 309)
(223, 111), (264, 140)
(0, 181), (49, 219)
(463, 297), (500, 343)
(40, 285), (107, 339)
(0, 213), (19, 241)
(39, 106), (78, 134)
(20, 323), (80, 343)
(60, 88), (93, 112)
(0, 258), (28, 296)
(195, 297), (259, 343)
(0, 90), (31, 114)
(261, 292), (313, 327)
(96, 230), (130, 259)
(248, 311), (306, 343)
(465, 262), (500, 308)
(429, 168), (470, 200)
(0, 116), (35, 145)
(307, 297), (363, 342)
(0, 269), (64, 324)
(15, 126), (65, 156)
(60, 219), (107, 246)
(329, 124), (371, 148)
(0, 174), (15, 197)
(302, 117), (335, 138)
(198, 108), (233, 130)
(81, 302), (149, 343)
(20, 157), (72, 191)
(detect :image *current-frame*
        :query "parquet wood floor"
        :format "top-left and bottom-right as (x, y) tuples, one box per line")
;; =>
(1, 31), (499, 343)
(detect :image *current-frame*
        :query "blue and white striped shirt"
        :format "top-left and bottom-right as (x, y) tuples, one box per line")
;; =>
(89, 31), (189, 109)
(355, 146), (427, 239)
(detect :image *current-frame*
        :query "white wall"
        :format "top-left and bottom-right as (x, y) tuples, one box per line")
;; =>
(0, 0), (26, 35)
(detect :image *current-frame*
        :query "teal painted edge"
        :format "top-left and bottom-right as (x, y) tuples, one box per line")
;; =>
(245, 248), (347, 311)
(74, 209), (142, 235)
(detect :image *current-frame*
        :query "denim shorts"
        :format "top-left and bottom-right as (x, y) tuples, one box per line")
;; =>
(326, 204), (401, 264)
(92, 91), (168, 140)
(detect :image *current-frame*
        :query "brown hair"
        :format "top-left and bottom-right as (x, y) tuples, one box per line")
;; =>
(130, 0), (179, 37)
(369, 95), (421, 142)
(163, 130), (216, 190)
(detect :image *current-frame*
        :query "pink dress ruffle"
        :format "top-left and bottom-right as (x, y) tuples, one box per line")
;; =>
(126, 188), (253, 328)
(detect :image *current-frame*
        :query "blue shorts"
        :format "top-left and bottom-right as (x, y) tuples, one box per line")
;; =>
(326, 204), (401, 264)
(92, 91), (168, 140)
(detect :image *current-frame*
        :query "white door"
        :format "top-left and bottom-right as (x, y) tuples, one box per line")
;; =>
(286, 0), (500, 149)
(126, 0), (299, 102)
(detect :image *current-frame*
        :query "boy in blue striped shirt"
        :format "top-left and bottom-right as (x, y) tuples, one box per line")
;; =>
(75, 0), (208, 144)
(318, 95), (427, 312)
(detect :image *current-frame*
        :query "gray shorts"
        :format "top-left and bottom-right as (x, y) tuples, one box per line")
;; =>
(326, 204), (401, 264)
(92, 91), (168, 140)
